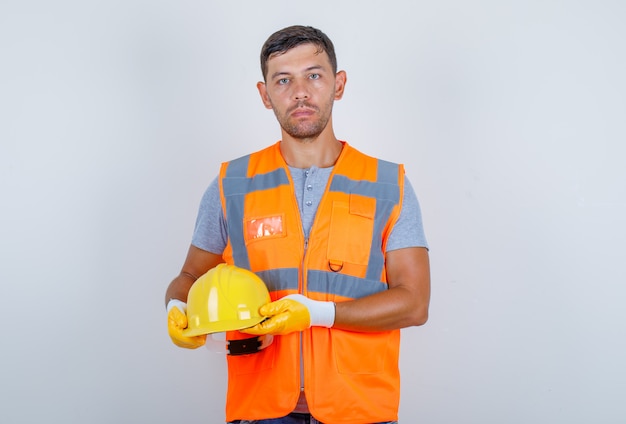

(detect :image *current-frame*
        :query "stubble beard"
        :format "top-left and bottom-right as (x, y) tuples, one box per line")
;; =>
(275, 99), (334, 142)
(281, 117), (328, 141)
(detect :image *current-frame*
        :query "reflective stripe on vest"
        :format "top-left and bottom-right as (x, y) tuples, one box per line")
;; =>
(222, 154), (291, 270)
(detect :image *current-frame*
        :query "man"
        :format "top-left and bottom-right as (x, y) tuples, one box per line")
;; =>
(166, 25), (430, 424)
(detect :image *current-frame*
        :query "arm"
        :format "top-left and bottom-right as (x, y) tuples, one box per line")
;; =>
(333, 246), (430, 332)
(165, 244), (225, 305)
(243, 246), (430, 336)
(333, 176), (431, 331)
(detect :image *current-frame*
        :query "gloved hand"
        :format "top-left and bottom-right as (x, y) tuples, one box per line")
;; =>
(241, 294), (335, 336)
(167, 299), (207, 349)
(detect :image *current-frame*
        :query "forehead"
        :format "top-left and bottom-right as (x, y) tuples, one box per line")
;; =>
(266, 43), (332, 76)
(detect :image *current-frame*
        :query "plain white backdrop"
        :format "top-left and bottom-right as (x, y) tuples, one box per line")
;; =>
(1, 1), (625, 423)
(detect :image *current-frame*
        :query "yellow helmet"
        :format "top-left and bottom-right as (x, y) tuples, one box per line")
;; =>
(182, 264), (270, 336)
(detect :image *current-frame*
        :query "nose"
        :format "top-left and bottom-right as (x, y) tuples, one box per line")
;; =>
(292, 79), (309, 101)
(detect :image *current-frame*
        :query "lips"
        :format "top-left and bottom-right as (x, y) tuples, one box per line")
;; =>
(289, 104), (317, 118)
(291, 109), (314, 118)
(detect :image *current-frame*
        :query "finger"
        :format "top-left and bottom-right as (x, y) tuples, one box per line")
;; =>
(173, 333), (207, 349)
(169, 307), (188, 328)
(241, 319), (273, 335)
(241, 314), (289, 335)
(260, 299), (295, 316)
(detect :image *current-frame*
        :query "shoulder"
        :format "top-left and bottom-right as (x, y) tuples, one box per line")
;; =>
(342, 142), (402, 168)
(222, 142), (282, 176)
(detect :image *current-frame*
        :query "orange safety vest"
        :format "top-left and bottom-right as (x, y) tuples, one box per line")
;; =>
(219, 141), (405, 423)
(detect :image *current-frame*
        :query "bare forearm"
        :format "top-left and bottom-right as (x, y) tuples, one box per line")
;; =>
(164, 272), (197, 306)
(333, 247), (431, 332)
(333, 286), (429, 332)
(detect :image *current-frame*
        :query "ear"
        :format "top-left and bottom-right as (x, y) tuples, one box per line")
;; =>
(257, 81), (273, 109)
(334, 70), (347, 100)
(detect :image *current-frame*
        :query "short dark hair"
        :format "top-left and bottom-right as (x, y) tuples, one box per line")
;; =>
(260, 25), (337, 81)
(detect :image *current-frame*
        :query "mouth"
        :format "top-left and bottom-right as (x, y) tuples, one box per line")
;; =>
(290, 104), (317, 118)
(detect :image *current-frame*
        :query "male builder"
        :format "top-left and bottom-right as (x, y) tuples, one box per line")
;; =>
(166, 25), (431, 424)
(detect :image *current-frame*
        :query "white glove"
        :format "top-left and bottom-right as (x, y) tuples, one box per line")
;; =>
(283, 294), (336, 327)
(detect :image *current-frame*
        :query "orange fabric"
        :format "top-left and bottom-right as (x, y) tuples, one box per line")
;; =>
(219, 142), (404, 423)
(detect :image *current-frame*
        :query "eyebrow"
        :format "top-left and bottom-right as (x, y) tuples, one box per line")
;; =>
(270, 65), (325, 81)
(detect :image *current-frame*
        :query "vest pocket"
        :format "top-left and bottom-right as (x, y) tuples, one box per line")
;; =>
(332, 330), (391, 374)
(327, 196), (375, 267)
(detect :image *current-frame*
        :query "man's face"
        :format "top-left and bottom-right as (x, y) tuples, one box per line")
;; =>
(258, 43), (345, 141)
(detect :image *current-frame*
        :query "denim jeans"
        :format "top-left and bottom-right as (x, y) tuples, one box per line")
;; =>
(228, 413), (398, 424)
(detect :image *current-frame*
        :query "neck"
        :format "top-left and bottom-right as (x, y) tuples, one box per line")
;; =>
(280, 136), (342, 169)
(279, 126), (343, 169)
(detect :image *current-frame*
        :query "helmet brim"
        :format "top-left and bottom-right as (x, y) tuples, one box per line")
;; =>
(181, 316), (266, 337)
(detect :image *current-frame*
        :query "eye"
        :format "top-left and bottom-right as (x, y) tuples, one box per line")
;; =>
(309, 73), (320, 80)
(278, 78), (289, 85)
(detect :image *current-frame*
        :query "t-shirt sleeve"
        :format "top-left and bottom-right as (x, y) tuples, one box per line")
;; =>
(386, 175), (429, 251)
(191, 176), (228, 255)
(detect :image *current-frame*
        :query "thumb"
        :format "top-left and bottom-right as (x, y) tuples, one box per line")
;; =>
(169, 306), (188, 328)
(259, 298), (293, 317)
(241, 319), (273, 335)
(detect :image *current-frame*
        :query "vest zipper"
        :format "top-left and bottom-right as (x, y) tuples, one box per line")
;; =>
(301, 235), (309, 294)
(299, 236), (308, 393)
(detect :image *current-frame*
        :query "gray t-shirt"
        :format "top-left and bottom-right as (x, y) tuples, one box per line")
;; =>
(191, 166), (428, 254)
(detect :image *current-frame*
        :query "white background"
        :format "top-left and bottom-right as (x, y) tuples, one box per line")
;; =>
(1, 1), (625, 423)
